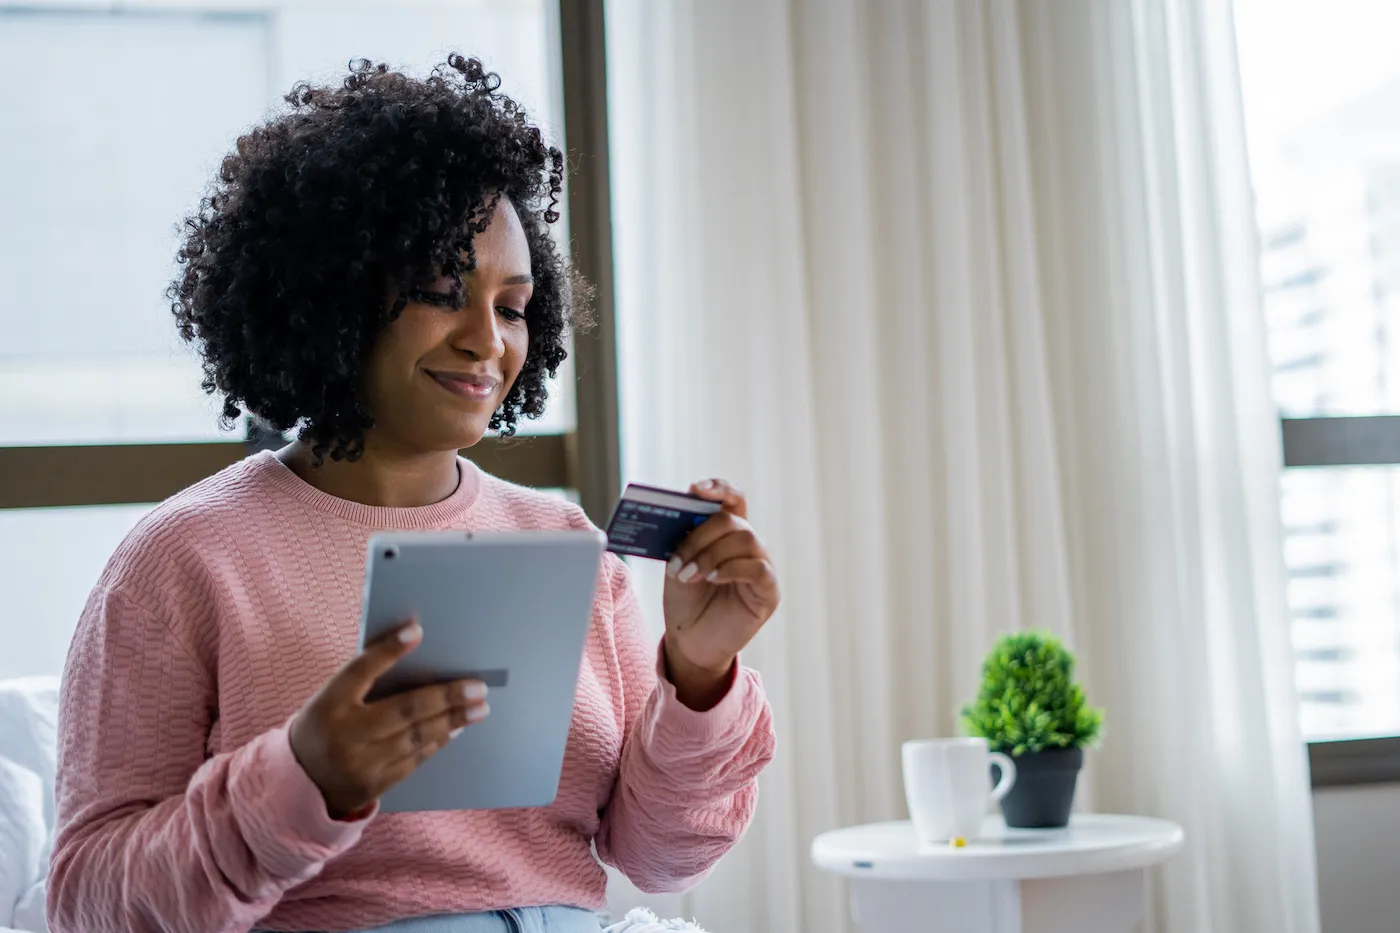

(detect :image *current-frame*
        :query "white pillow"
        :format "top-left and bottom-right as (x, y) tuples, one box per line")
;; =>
(0, 677), (59, 933)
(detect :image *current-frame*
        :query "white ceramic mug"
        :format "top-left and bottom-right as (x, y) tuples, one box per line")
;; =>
(902, 737), (1017, 845)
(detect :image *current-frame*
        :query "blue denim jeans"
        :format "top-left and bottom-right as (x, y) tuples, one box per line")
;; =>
(255, 906), (603, 933)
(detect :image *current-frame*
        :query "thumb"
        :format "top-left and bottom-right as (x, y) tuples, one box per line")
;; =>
(331, 619), (422, 703)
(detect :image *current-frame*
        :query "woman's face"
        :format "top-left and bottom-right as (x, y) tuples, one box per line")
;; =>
(363, 198), (533, 455)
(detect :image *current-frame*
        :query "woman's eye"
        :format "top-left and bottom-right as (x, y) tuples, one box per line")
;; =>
(497, 306), (527, 322)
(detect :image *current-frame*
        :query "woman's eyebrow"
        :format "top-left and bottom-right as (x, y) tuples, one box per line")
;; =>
(458, 271), (533, 286)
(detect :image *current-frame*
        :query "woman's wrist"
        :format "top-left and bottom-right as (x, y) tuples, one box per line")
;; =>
(662, 635), (735, 711)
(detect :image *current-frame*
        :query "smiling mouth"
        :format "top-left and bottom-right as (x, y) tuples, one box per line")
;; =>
(425, 370), (500, 401)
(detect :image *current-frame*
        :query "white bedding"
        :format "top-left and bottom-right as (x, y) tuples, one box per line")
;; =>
(603, 909), (707, 931)
(0, 677), (58, 933)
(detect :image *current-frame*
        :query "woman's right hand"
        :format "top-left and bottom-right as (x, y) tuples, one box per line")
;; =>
(288, 620), (489, 819)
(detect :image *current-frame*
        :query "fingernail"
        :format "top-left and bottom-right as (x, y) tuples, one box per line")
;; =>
(459, 681), (488, 702)
(398, 622), (423, 644)
(698, 479), (716, 489)
(666, 556), (683, 577)
(706, 570), (719, 582)
(467, 703), (490, 723)
(449, 727), (465, 739)
(678, 562), (699, 583)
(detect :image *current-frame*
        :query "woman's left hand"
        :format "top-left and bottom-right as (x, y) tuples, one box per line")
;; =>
(661, 479), (780, 710)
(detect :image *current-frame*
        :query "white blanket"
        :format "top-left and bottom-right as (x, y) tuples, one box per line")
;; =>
(603, 908), (708, 932)
(0, 677), (58, 933)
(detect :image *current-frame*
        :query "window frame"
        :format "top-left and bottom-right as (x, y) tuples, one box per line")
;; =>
(558, 0), (621, 523)
(0, 0), (620, 524)
(1283, 415), (1400, 787)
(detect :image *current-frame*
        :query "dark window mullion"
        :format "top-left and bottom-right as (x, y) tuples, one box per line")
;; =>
(1282, 415), (1400, 467)
(0, 435), (574, 510)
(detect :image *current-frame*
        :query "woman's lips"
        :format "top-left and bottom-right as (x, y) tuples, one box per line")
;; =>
(426, 370), (499, 401)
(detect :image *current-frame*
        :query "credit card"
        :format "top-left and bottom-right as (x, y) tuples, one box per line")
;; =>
(604, 483), (722, 561)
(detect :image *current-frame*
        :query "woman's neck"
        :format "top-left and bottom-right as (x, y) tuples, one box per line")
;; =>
(275, 440), (461, 508)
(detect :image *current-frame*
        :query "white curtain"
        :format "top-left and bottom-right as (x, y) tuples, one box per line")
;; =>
(604, 1), (1320, 932)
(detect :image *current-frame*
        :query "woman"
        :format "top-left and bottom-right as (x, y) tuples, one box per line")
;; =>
(48, 57), (776, 933)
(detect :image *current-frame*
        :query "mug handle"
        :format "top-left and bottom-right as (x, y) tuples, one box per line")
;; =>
(989, 752), (1017, 802)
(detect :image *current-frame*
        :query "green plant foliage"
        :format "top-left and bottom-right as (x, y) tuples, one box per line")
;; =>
(961, 631), (1104, 756)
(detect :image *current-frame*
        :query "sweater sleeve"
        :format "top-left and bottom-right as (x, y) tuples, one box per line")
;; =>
(593, 556), (776, 893)
(47, 586), (369, 933)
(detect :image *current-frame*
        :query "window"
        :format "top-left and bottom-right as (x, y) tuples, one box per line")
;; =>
(1, 3), (572, 447)
(1236, 0), (1400, 781)
(1268, 268), (1328, 293)
(1297, 647), (1356, 663)
(0, 0), (620, 679)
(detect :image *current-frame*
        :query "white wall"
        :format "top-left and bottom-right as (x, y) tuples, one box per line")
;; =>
(1313, 784), (1400, 933)
(0, 505), (151, 681)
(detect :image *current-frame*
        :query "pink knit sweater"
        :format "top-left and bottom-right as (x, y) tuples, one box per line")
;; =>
(48, 452), (774, 933)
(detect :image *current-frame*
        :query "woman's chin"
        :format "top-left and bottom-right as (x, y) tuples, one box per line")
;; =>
(389, 402), (498, 453)
(393, 417), (490, 455)
(439, 429), (489, 453)
(444, 418), (495, 452)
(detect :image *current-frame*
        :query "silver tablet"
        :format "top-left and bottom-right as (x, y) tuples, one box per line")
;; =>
(358, 529), (605, 812)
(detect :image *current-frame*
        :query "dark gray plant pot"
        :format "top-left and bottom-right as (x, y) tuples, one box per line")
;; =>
(995, 747), (1083, 829)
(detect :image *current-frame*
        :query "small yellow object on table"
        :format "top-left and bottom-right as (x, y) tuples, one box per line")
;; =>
(949, 836), (967, 848)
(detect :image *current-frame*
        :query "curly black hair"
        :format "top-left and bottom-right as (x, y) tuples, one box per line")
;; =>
(169, 55), (586, 463)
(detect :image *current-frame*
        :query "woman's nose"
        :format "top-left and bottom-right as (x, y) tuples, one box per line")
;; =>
(450, 299), (506, 360)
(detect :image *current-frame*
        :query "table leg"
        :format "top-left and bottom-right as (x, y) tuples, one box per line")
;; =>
(1020, 870), (1146, 933)
(845, 870), (1147, 933)
(847, 878), (1022, 933)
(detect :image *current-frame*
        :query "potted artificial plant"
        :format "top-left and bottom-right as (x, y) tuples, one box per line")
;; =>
(961, 631), (1104, 829)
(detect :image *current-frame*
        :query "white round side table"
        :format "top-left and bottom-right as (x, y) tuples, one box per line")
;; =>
(811, 814), (1183, 933)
